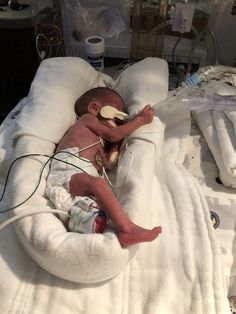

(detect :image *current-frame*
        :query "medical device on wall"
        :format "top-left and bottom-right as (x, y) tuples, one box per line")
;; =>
(172, 3), (195, 33)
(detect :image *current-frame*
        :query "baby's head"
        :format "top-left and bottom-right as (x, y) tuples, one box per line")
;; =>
(75, 87), (125, 117)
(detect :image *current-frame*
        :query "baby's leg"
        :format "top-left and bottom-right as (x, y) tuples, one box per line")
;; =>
(69, 173), (161, 247)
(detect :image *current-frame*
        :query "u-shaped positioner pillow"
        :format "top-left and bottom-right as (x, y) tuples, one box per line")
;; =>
(8, 57), (168, 283)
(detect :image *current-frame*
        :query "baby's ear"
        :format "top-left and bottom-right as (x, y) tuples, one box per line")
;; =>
(87, 102), (100, 115)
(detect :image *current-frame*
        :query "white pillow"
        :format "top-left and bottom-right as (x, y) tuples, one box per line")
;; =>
(13, 57), (111, 145)
(8, 57), (169, 283)
(113, 57), (169, 115)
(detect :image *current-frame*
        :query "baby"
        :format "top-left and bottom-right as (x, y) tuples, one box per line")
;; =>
(46, 87), (161, 247)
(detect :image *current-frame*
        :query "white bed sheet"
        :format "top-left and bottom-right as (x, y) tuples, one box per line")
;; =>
(185, 117), (236, 297)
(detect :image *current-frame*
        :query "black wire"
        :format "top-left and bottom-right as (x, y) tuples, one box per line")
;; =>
(171, 34), (183, 73)
(0, 151), (92, 214)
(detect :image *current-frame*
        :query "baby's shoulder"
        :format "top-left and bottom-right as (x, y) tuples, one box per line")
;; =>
(78, 113), (98, 124)
(79, 113), (95, 120)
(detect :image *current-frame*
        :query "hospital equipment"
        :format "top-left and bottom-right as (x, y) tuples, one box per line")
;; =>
(154, 65), (236, 112)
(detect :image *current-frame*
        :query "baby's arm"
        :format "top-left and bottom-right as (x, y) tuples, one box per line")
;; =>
(86, 105), (154, 143)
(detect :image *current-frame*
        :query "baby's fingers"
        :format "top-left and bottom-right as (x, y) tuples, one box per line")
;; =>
(143, 104), (151, 111)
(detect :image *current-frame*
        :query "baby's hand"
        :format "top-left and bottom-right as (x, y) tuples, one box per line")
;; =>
(139, 105), (154, 124)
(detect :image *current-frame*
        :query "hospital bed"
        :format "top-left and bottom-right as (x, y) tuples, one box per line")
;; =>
(0, 56), (235, 313)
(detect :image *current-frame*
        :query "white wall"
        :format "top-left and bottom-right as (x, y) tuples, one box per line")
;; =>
(209, 0), (236, 65)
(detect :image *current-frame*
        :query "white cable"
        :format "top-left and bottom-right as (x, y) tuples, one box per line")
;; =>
(36, 33), (52, 61)
(77, 140), (102, 153)
(0, 209), (69, 231)
(102, 166), (116, 188)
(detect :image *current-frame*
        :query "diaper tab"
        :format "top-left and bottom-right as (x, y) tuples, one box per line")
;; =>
(74, 196), (98, 211)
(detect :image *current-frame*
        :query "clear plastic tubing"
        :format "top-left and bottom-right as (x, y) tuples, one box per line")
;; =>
(182, 93), (236, 111)
(154, 65), (236, 112)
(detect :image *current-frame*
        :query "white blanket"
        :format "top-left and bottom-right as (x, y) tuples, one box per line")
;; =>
(192, 81), (236, 188)
(0, 57), (230, 313)
(184, 118), (236, 298)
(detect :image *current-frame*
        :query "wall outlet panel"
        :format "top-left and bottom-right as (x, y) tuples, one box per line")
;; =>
(172, 3), (195, 33)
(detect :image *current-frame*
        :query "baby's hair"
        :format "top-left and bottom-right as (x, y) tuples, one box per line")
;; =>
(75, 87), (123, 116)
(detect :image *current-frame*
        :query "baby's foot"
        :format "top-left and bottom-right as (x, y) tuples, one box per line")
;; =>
(118, 224), (162, 247)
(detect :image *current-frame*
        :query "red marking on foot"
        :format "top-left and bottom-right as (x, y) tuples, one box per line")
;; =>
(94, 215), (107, 233)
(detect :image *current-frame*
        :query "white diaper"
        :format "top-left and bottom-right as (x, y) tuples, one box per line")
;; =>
(45, 147), (100, 214)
